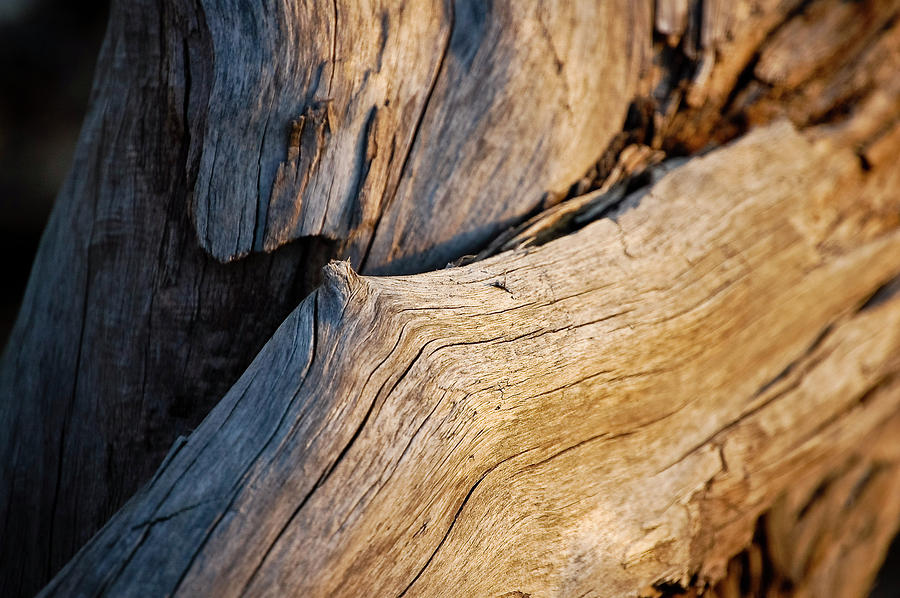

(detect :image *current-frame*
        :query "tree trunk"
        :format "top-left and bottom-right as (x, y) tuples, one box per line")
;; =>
(2, 1), (900, 597)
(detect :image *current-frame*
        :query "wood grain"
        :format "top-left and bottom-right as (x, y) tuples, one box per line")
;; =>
(40, 123), (900, 597)
(5, 1), (900, 595)
(0, 3), (335, 595)
(192, 0), (650, 267)
(0, 3), (650, 593)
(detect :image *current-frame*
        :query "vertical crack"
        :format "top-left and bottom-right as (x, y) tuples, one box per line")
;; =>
(328, 0), (338, 94)
(358, 0), (456, 272)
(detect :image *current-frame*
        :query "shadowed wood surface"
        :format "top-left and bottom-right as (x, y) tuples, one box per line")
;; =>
(0, 3), (339, 595)
(40, 123), (900, 597)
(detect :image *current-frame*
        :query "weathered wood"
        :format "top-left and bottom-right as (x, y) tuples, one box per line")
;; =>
(0, 2), (650, 594)
(680, 416), (900, 598)
(760, 424), (900, 598)
(5, 0), (900, 595)
(656, 0), (900, 154)
(39, 123), (900, 597)
(188, 0), (649, 267)
(0, 3), (336, 596)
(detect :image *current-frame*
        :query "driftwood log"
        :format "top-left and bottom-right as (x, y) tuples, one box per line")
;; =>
(2, 0), (900, 596)
(39, 123), (900, 597)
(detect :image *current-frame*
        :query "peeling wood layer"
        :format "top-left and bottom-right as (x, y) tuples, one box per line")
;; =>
(487, 0), (900, 259)
(644, 0), (900, 156)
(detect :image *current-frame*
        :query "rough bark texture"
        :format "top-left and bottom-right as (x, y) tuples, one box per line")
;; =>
(39, 123), (900, 597)
(2, 0), (900, 596)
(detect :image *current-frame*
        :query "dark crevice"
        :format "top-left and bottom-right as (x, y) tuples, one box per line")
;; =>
(456, 156), (682, 266)
(328, 0), (338, 94)
(347, 105), (379, 232)
(856, 373), (896, 407)
(807, 87), (872, 127)
(686, 0), (704, 59)
(796, 461), (850, 521)
(563, 97), (659, 201)
(653, 573), (698, 597)
(254, 113), (271, 250)
(859, 274), (900, 312)
(129, 498), (217, 532)
(521, 430), (611, 471)
(746, 517), (777, 595)
(753, 323), (835, 399)
(844, 463), (885, 511)
(717, 50), (766, 129)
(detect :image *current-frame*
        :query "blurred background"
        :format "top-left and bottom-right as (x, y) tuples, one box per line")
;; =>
(0, 0), (897, 595)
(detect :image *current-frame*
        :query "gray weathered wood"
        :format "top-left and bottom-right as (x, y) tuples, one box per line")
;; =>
(190, 1), (650, 268)
(0, 3), (333, 595)
(39, 123), (900, 597)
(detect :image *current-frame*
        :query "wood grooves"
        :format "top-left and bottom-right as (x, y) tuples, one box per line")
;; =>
(2, 1), (900, 597)
(35, 123), (900, 597)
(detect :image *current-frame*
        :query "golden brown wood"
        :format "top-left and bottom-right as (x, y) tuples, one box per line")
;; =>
(40, 123), (900, 597)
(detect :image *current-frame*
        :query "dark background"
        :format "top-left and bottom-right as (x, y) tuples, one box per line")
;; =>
(0, 0), (107, 345)
(0, 0), (897, 595)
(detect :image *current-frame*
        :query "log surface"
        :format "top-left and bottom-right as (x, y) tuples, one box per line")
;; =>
(4, 1), (900, 595)
(41, 123), (900, 597)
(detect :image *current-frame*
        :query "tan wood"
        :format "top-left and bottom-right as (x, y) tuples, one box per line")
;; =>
(40, 123), (900, 597)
